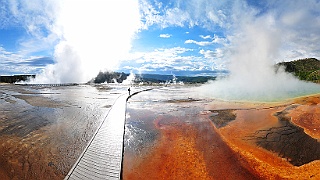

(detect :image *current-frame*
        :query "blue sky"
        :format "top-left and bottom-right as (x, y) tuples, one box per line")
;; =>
(1, 0), (320, 82)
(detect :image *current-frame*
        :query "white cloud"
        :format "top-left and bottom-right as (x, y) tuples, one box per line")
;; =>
(139, 4), (191, 29)
(229, 0), (320, 61)
(139, 0), (163, 29)
(141, 47), (193, 64)
(207, 9), (229, 28)
(276, 1), (320, 60)
(140, 0), (320, 62)
(139, 0), (231, 30)
(162, 7), (191, 27)
(120, 46), (216, 73)
(185, 34), (228, 46)
(3, 0), (60, 55)
(159, 34), (172, 38)
(0, 46), (22, 63)
(200, 35), (212, 39)
(185, 39), (212, 46)
(0, 46), (49, 75)
(198, 48), (228, 70)
(200, 49), (223, 59)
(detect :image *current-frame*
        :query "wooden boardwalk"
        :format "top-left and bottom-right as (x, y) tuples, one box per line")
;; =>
(65, 94), (128, 180)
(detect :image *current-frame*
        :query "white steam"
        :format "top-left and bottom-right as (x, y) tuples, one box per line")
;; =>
(199, 2), (320, 102)
(29, 0), (141, 83)
(122, 72), (136, 85)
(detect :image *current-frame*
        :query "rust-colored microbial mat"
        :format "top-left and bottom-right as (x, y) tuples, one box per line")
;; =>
(123, 88), (258, 180)
(207, 94), (320, 179)
(123, 88), (320, 180)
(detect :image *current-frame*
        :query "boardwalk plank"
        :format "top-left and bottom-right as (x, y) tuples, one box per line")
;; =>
(79, 160), (119, 175)
(81, 157), (119, 169)
(65, 94), (127, 180)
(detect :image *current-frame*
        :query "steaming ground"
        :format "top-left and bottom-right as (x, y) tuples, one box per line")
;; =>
(198, 73), (320, 102)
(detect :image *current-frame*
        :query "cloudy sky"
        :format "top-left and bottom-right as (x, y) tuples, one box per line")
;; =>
(0, 0), (320, 82)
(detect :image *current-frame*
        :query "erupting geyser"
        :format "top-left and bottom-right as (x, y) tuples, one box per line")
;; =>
(27, 0), (140, 84)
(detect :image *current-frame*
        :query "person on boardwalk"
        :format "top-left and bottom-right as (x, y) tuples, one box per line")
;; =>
(128, 87), (131, 95)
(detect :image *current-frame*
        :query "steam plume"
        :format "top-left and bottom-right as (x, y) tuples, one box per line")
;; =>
(199, 1), (320, 101)
(29, 0), (141, 84)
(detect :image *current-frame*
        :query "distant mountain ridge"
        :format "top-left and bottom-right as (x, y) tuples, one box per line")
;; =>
(1, 58), (319, 84)
(135, 74), (216, 84)
(0, 75), (35, 83)
(90, 72), (216, 84)
(96, 58), (320, 84)
(277, 58), (320, 83)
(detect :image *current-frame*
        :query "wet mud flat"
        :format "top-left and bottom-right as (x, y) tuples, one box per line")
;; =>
(123, 86), (320, 179)
(0, 84), (125, 179)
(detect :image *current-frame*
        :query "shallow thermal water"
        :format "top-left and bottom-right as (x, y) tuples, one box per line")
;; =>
(0, 84), (127, 179)
(123, 86), (258, 179)
(198, 79), (320, 102)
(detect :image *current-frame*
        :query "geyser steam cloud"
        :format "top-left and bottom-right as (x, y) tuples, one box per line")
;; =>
(30, 0), (141, 84)
(199, 1), (320, 101)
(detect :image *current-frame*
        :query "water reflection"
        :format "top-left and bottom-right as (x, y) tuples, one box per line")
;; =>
(0, 84), (127, 179)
